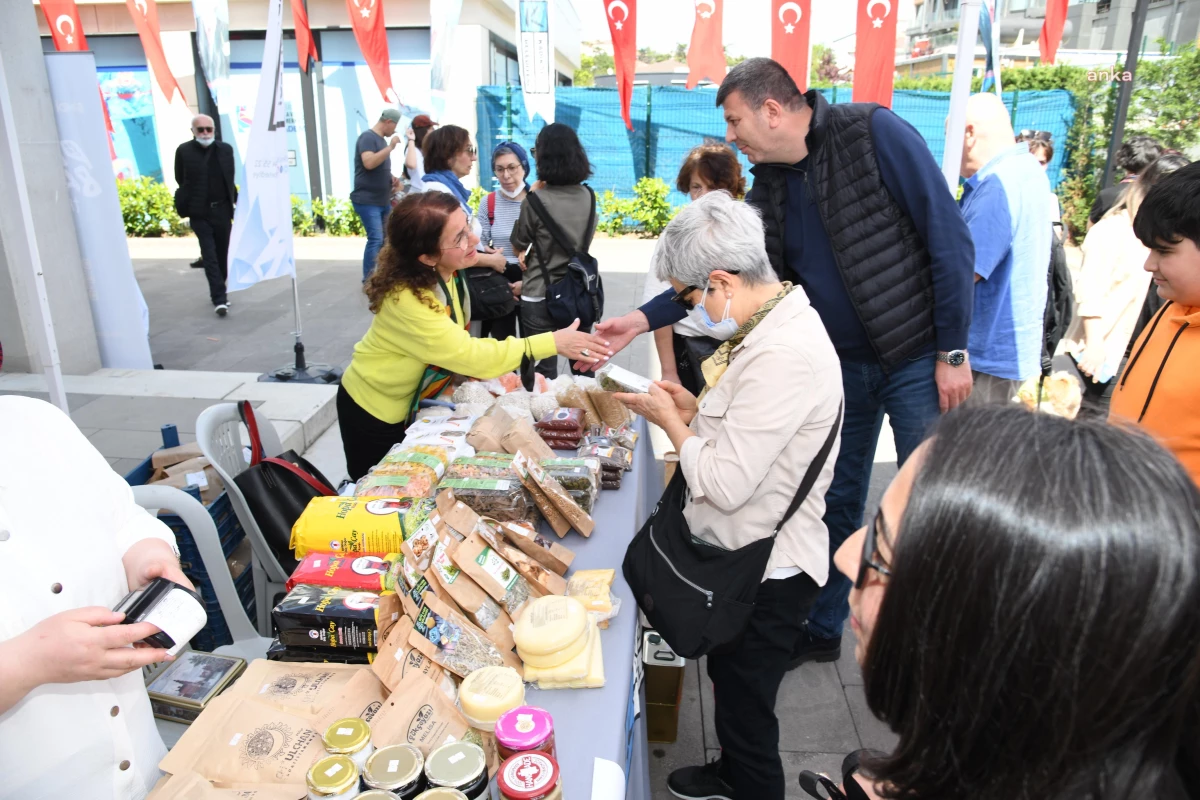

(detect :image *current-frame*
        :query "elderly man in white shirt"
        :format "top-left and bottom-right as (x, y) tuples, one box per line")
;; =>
(617, 191), (843, 800)
(0, 395), (192, 800)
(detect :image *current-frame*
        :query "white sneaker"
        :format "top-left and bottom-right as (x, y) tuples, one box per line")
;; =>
(215, 304), (229, 317)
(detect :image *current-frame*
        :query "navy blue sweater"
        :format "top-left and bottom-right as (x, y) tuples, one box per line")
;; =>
(640, 109), (974, 363)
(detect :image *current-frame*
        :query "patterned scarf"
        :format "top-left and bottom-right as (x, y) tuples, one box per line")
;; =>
(699, 283), (795, 397)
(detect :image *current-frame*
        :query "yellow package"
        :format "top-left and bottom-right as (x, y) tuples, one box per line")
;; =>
(290, 496), (437, 558)
(566, 568), (615, 616)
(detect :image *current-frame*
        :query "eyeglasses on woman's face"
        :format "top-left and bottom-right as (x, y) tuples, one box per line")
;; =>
(441, 224), (473, 253)
(495, 164), (523, 175)
(856, 509), (894, 590)
(461, 146), (477, 157)
(670, 285), (701, 311)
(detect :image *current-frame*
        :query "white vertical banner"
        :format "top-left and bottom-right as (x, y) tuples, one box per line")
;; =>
(226, 0), (296, 293)
(43, 51), (154, 370)
(429, 0), (464, 121)
(517, 0), (555, 123)
(193, 0), (232, 113)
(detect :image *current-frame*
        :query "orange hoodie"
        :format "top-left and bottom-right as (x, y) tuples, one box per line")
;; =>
(1110, 302), (1200, 485)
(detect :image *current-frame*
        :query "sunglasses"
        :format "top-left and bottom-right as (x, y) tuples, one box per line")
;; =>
(669, 270), (741, 312)
(855, 510), (893, 590)
(463, 146), (477, 157)
(194, 127), (214, 133)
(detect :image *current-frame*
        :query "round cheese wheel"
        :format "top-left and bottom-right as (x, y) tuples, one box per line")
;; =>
(518, 620), (591, 669)
(513, 595), (589, 656)
(459, 666), (526, 725)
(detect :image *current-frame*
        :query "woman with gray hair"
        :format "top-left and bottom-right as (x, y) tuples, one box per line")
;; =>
(617, 191), (843, 800)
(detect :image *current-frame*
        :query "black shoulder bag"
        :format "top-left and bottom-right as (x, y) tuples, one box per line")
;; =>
(526, 187), (604, 330)
(623, 404), (842, 659)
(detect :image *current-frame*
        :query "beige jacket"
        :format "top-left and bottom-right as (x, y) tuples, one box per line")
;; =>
(679, 287), (843, 583)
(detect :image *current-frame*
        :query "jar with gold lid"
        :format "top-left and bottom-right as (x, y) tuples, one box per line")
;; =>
(324, 717), (375, 773)
(307, 755), (360, 800)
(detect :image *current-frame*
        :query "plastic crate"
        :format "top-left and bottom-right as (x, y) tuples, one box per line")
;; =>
(191, 566), (257, 652)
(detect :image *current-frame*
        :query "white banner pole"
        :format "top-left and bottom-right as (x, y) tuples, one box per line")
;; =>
(942, 0), (983, 192)
(0, 56), (68, 412)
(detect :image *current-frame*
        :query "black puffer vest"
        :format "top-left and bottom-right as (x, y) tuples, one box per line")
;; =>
(747, 91), (935, 369)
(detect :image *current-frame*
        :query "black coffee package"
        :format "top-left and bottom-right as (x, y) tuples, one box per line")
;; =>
(272, 584), (382, 650)
(265, 638), (376, 664)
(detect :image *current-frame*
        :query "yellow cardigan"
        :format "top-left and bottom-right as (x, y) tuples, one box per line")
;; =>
(342, 280), (557, 424)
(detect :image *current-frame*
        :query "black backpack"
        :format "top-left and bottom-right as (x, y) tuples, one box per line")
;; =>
(462, 192), (519, 321)
(1041, 224), (1073, 376)
(526, 187), (604, 330)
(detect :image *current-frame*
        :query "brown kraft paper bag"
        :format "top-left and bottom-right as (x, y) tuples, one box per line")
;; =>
(500, 416), (556, 462)
(159, 695), (326, 787)
(373, 614), (459, 701)
(368, 668), (471, 757)
(514, 451), (595, 536)
(409, 591), (524, 679)
(146, 771), (306, 799)
(466, 413), (509, 455)
(225, 660), (378, 721)
(425, 547), (516, 652)
(510, 459), (572, 537)
(497, 519), (575, 576)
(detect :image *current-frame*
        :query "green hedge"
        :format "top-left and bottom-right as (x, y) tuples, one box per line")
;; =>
(597, 177), (679, 237)
(117, 176), (189, 237)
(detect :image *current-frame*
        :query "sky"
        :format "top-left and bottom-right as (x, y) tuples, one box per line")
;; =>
(577, 0), (864, 62)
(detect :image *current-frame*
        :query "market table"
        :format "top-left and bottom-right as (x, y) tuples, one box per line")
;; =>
(529, 417), (662, 800)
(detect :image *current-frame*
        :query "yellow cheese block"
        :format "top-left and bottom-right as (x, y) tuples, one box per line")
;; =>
(537, 625), (605, 689)
(512, 595), (588, 656)
(459, 666), (525, 725)
(566, 569), (615, 615)
(517, 619), (590, 669)
(522, 622), (596, 683)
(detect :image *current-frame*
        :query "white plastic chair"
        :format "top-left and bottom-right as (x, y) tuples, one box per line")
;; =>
(132, 484), (272, 747)
(195, 402), (290, 636)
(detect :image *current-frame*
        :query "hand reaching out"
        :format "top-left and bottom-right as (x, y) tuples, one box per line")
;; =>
(574, 311), (649, 372)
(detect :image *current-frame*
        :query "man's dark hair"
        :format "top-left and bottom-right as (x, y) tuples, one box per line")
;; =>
(862, 405), (1200, 800)
(532, 123), (592, 185)
(422, 125), (471, 173)
(1116, 135), (1163, 175)
(715, 57), (805, 112)
(1133, 160), (1200, 250)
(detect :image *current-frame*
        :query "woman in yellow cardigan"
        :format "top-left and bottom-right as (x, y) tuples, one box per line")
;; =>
(338, 191), (612, 478)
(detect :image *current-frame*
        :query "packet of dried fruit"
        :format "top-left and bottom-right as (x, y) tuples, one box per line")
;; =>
(513, 451), (595, 537)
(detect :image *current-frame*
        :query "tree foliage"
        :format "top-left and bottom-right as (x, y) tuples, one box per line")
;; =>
(811, 44), (841, 85)
(597, 178), (679, 237)
(1125, 42), (1200, 151)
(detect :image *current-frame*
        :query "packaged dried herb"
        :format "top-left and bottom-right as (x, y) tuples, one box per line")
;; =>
(513, 451), (595, 537)
(540, 457), (601, 495)
(445, 455), (519, 481)
(577, 443), (634, 472)
(436, 476), (536, 523)
(512, 460), (572, 538)
(450, 530), (537, 621)
(408, 591), (524, 679)
(426, 530), (515, 652)
(354, 473), (435, 500)
(372, 614), (459, 702)
(595, 363), (654, 394)
(495, 519), (575, 576)
(369, 665), (471, 757)
(401, 518), (440, 573)
(587, 388), (634, 430)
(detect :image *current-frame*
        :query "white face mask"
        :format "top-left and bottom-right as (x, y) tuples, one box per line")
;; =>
(195, 135), (215, 147)
(687, 278), (739, 341)
(498, 183), (526, 200)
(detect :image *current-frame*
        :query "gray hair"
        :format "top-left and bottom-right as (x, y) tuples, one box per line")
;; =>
(653, 191), (774, 288)
(716, 57), (805, 112)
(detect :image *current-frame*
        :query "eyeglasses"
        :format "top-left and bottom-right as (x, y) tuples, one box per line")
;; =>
(463, 146), (477, 157)
(855, 510), (893, 590)
(670, 285), (700, 311)
(442, 226), (472, 252)
(530, 147), (537, 159)
(1018, 129), (1053, 143)
(194, 127), (214, 133)
(495, 164), (524, 175)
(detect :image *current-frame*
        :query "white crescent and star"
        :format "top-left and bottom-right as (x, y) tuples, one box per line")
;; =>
(55, 14), (75, 44)
(696, 0), (715, 19)
(867, 0), (891, 28)
(134, 0), (148, 16)
(607, 0), (628, 30)
(778, 1), (801, 34)
(353, 0), (374, 18)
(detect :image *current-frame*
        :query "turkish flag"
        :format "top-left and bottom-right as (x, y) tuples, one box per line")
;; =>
(603, 0), (636, 129)
(1039, 0), (1069, 65)
(853, 0), (898, 107)
(346, 0), (393, 102)
(40, 0), (88, 51)
(125, 0), (183, 103)
(292, 0), (320, 73)
(772, 0), (811, 93)
(686, 0), (725, 89)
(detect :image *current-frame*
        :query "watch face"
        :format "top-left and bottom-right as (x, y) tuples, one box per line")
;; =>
(949, 351), (966, 366)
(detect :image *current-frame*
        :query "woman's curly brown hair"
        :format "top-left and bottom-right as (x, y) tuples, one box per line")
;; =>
(364, 192), (462, 314)
(676, 142), (746, 198)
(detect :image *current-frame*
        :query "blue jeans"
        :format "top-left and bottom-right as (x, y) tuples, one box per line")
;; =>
(806, 353), (942, 641)
(352, 202), (389, 281)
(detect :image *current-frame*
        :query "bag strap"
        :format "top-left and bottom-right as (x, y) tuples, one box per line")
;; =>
(580, 185), (597, 253)
(487, 191), (496, 226)
(237, 400), (267, 466)
(773, 403), (843, 538)
(262, 456), (336, 496)
(526, 190), (584, 257)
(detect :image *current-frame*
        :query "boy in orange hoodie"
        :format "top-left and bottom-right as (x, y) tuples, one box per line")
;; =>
(1110, 162), (1200, 485)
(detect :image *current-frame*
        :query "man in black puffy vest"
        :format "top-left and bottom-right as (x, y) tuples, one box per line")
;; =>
(174, 114), (237, 317)
(599, 59), (976, 800)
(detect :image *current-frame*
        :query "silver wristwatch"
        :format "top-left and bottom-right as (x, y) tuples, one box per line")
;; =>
(935, 350), (968, 367)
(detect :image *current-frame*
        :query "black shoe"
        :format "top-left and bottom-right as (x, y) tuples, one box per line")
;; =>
(190, 258), (204, 269)
(668, 759), (735, 800)
(214, 303), (228, 317)
(788, 629), (841, 671)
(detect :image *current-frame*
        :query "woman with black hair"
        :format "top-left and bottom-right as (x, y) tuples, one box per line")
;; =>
(510, 123), (598, 378)
(828, 405), (1200, 800)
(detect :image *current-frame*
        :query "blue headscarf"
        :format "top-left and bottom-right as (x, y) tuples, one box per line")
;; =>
(492, 141), (531, 191)
(422, 170), (471, 207)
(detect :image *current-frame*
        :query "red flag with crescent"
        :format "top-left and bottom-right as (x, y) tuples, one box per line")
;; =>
(346, 0), (394, 102)
(853, 0), (898, 107)
(292, 0), (320, 73)
(604, 0), (636, 129)
(40, 0), (88, 51)
(124, 0), (183, 103)
(686, 0), (725, 89)
(1039, 0), (1069, 65)
(772, 0), (811, 93)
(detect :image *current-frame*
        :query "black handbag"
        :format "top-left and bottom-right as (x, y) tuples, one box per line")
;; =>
(232, 400), (336, 574)
(526, 187), (604, 330)
(463, 266), (518, 321)
(622, 403), (842, 659)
